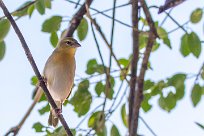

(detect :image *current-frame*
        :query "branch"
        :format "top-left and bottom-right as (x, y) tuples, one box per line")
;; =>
(129, 0), (139, 135)
(0, 1), (73, 136)
(133, 33), (155, 136)
(65, 0), (93, 37)
(66, 0), (132, 28)
(85, 8), (130, 85)
(5, 0), (94, 135)
(140, 0), (159, 38)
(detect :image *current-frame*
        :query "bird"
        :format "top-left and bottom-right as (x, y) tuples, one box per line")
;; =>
(158, 0), (186, 14)
(36, 37), (81, 127)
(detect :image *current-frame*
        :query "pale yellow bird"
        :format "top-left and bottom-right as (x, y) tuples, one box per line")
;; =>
(35, 37), (81, 127)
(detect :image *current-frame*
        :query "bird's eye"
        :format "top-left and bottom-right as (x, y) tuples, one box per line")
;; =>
(66, 41), (72, 45)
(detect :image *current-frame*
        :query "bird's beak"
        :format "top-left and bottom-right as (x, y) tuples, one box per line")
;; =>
(75, 42), (81, 47)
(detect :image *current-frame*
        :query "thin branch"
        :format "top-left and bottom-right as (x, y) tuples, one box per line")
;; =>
(133, 33), (155, 136)
(90, 22), (109, 112)
(75, 0), (81, 8)
(65, 0), (132, 28)
(194, 61), (204, 84)
(92, 2), (131, 16)
(140, 0), (159, 38)
(139, 116), (157, 136)
(163, 10), (188, 33)
(129, 0), (139, 135)
(85, 9), (130, 85)
(65, 0), (94, 37)
(160, 8), (173, 26)
(0, 1), (73, 136)
(0, 0), (36, 20)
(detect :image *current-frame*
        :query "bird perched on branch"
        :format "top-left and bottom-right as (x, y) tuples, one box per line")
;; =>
(36, 37), (81, 127)
(158, 0), (187, 13)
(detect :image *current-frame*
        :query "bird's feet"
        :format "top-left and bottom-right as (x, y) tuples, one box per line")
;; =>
(55, 108), (62, 116)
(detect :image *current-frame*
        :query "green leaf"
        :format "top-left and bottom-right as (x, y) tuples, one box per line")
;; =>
(139, 32), (148, 49)
(121, 104), (128, 127)
(50, 32), (59, 48)
(141, 93), (152, 112)
(77, 18), (88, 41)
(157, 27), (171, 49)
(0, 19), (10, 42)
(158, 92), (176, 112)
(180, 32), (201, 58)
(27, 4), (35, 17)
(35, 0), (45, 15)
(95, 82), (105, 96)
(144, 80), (154, 91)
(180, 33), (190, 57)
(167, 74), (186, 100)
(190, 8), (203, 24)
(0, 41), (6, 61)
(188, 32), (201, 58)
(32, 122), (44, 132)
(191, 84), (202, 107)
(111, 125), (120, 136)
(118, 58), (129, 67)
(86, 59), (98, 75)
(31, 75), (38, 85)
(88, 111), (105, 133)
(45, 0), (51, 9)
(38, 103), (50, 115)
(42, 16), (62, 33)
(70, 80), (92, 116)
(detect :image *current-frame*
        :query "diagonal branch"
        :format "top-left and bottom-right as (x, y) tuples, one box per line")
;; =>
(65, 0), (93, 37)
(140, 0), (159, 38)
(0, 1), (73, 136)
(5, 0), (95, 135)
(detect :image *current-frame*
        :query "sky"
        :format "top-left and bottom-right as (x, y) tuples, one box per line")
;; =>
(1, 0), (204, 136)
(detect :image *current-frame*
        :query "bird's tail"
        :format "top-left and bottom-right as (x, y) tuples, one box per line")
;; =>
(48, 101), (61, 127)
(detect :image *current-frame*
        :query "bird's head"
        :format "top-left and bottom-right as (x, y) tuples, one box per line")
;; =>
(58, 37), (81, 49)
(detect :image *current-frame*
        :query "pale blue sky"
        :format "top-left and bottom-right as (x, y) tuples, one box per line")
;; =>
(1, 0), (204, 136)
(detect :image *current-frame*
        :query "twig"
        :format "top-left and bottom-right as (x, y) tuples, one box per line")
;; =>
(65, 0), (132, 28)
(140, 0), (159, 38)
(92, 2), (131, 16)
(129, 0), (139, 135)
(0, 0), (36, 20)
(160, 8), (173, 26)
(85, 9), (130, 85)
(75, 0), (81, 8)
(139, 116), (157, 136)
(90, 22), (109, 112)
(133, 32), (155, 136)
(0, 1), (73, 136)
(75, 104), (103, 129)
(194, 62), (204, 84)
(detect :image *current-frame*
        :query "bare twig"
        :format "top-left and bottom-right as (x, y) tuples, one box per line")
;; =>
(85, 9), (130, 85)
(65, 0), (132, 28)
(92, 2), (131, 16)
(139, 116), (157, 136)
(129, 0), (139, 135)
(0, 1), (73, 136)
(194, 62), (204, 84)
